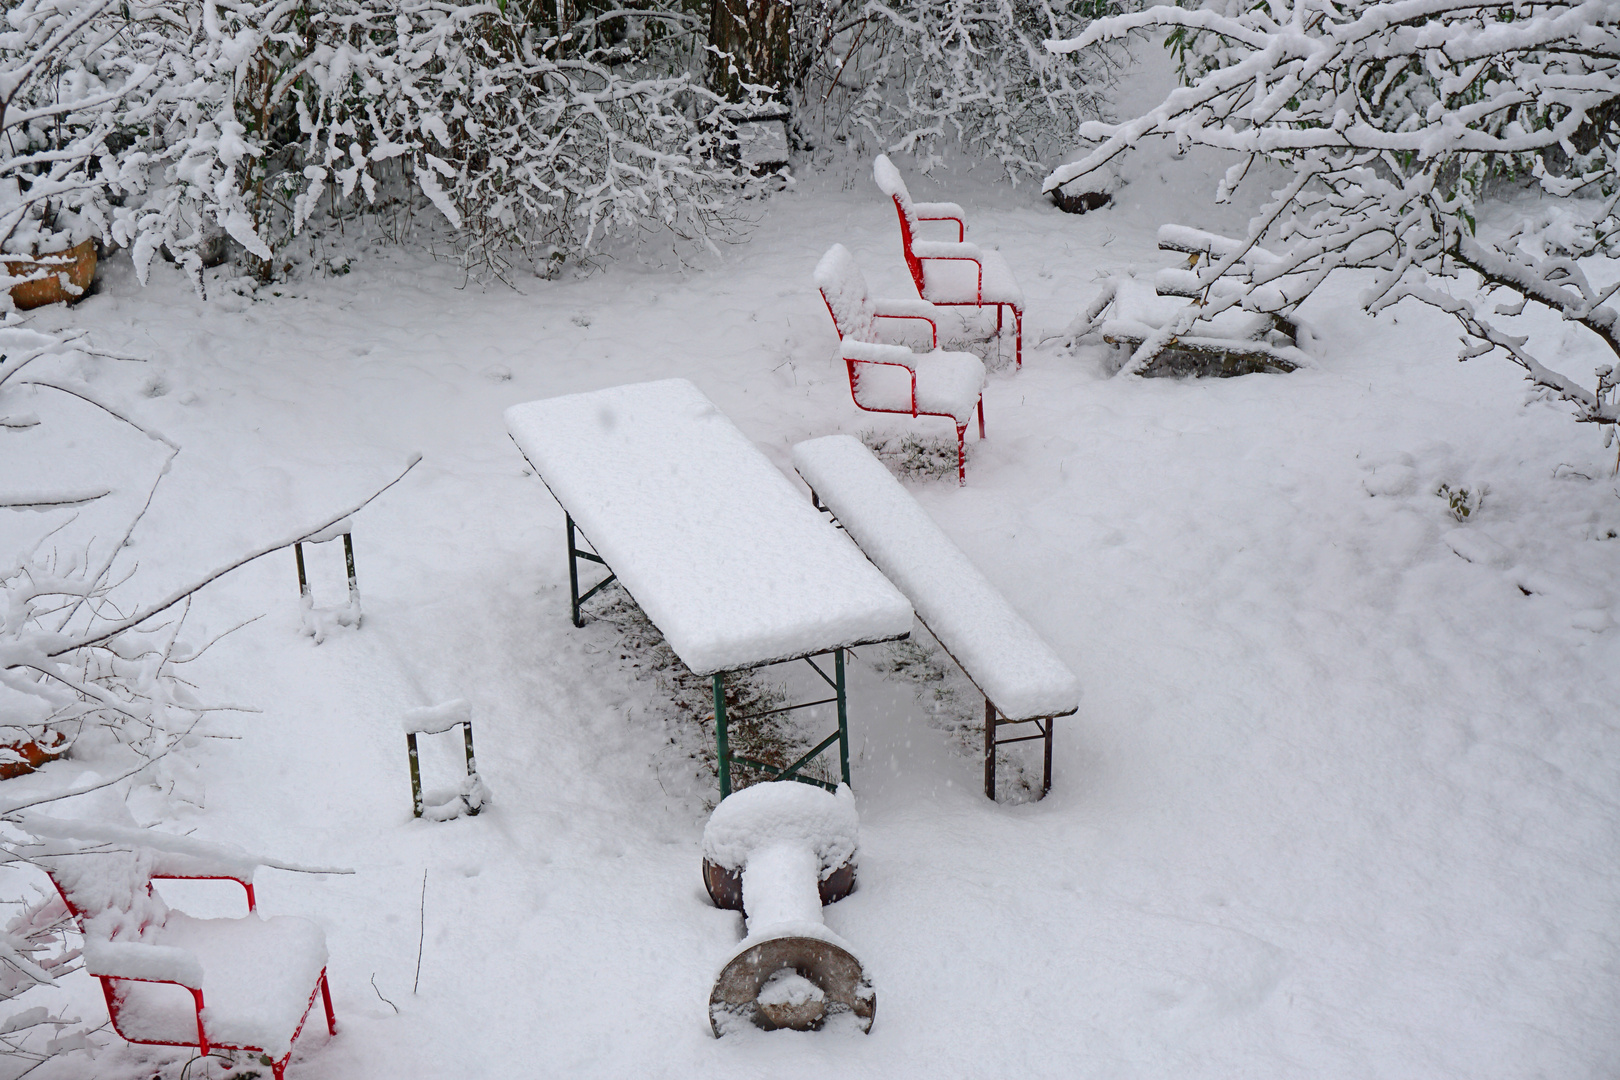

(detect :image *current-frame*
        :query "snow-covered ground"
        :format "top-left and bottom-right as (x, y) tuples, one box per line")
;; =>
(6, 94), (1620, 1078)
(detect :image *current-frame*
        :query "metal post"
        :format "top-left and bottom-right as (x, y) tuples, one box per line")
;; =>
(462, 721), (481, 815)
(566, 514), (583, 627)
(1042, 718), (1053, 797)
(835, 648), (850, 786)
(343, 533), (359, 604)
(984, 698), (996, 801)
(714, 673), (731, 799)
(294, 543), (310, 600)
(407, 732), (424, 818)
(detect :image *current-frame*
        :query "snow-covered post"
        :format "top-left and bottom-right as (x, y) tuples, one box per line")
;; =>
(702, 782), (874, 1034)
(402, 700), (484, 821)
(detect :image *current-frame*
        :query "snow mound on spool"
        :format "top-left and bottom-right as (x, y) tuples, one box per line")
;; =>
(702, 782), (858, 880)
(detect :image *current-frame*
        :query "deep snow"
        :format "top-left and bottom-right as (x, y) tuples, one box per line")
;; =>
(4, 60), (1619, 1079)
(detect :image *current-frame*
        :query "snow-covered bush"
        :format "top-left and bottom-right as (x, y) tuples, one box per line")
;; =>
(1044, 0), (1620, 433)
(792, 0), (1122, 176)
(0, 0), (759, 287)
(295, 0), (756, 280)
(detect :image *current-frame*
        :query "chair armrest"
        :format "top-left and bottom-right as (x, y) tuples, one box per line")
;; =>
(912, 240), (983, 261)
(870, 297), (937, 319)
(84, 938), (204, 990)
(150, 872), (257, 912)
(869, 298), (938, 347)
(913, 202), (966, 240)
(842, 339), (920, 371)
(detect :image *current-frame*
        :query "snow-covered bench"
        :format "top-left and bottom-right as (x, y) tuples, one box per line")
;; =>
(874, 154), (1026, 370)
(815, 244), (986, 485)
(27, 814), (339, 1080)
(1075, 224), (1312, 376)
(791, 435), (1080, 800)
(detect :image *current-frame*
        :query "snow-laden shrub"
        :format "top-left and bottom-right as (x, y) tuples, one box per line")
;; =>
(791, 0), (1122, 177)
(1044, 0), (1620, 434)
(0, 0), (758, 286)
(294, 0), (755, 281)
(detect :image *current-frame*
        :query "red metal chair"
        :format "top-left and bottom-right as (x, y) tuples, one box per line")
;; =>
(872, 154), (1025, 369)
(35, 822), (336, 1080)
(816, 243), (986, 484)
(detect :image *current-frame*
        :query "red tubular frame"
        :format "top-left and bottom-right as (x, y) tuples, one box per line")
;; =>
(46, 870), (336, 1080)
(821, 286), (985, 485)
(891, 195), (1023, 370)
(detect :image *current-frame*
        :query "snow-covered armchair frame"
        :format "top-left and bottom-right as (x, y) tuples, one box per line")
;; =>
(815, 244), (987, 485)
(29, 818), (337, 1080)
(1075, 224), (1312, 377)
(872, 155), (1025, 370)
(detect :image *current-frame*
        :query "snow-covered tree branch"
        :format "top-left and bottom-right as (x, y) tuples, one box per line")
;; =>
(1044, 0), (1620, 430)
(793, 0), (1122, 177)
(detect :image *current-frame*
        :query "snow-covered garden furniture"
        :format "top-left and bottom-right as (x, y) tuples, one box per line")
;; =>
(703, 783), (874, 1034)
(27, 816), (337, 1080)
(793, 435), (1080, 800)
(403, 699), (485, 820)
(815, 244), (987, 485)
(1075, 224), (1311, 377)
(295, 517), (360, 641)
(506, 379), (914, 798)
(873, 154), (1026, 370)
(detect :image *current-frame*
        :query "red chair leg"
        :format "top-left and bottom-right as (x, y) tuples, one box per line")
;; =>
(321, 971), (336, 1036)
(955, 423), (968, 486)
(1014, 305), (1023, 369)
(977, 398), (985, 439)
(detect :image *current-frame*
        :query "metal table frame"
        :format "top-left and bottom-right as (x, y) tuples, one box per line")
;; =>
(566, 513), (866, 798)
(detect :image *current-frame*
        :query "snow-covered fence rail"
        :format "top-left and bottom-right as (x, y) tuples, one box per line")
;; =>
(792, 435), (1079, 800)
(702, 782), (874, 1034)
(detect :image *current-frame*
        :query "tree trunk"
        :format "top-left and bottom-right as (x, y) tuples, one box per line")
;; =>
(707, 0), (792, 101)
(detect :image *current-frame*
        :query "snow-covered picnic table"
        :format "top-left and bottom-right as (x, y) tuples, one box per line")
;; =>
(506, 379), (915, 795)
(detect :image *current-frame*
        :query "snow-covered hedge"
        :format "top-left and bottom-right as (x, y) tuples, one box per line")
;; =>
(0, 0), (758, 285)
(792, 0), (1121, 177)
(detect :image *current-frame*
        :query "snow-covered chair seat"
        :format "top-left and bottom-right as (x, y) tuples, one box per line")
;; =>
(873, 155), (1025, 369)
(1076, 224), (1312, 377)
(29, 816), (336, 1080)
(816, 245), (986, 485)
(791, 435), (1080, 799)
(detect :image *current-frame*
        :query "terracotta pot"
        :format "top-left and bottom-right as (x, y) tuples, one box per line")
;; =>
(0, 733), (69, 780)
(2, 240), (97, 310)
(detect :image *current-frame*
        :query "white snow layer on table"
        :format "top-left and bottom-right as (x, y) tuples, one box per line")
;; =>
(702, 781), (859, 878)
(506, 379), (914, 675)
(792, 435), (1080, 720)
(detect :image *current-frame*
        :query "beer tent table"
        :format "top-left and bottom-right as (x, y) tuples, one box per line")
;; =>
(506, 379), (914, 796)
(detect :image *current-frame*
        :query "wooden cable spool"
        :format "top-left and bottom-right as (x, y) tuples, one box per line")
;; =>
(701, 783), (875, 1035)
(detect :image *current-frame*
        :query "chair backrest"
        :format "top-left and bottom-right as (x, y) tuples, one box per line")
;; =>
(814, 244), (877, 342)
(873, 156), (926, 294)
(40, 845), (169, 944)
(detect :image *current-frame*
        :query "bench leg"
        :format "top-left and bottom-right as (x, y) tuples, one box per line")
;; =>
(977, 398), (985, 440)
(983, 698), (996, 800)
(1043, 717), (1053, 797)
(955, 423), (967, 486)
